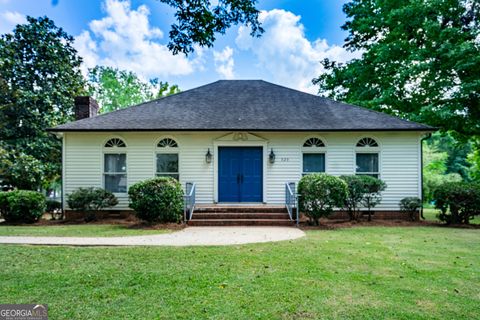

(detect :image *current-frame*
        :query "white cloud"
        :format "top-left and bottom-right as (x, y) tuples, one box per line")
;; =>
(213, 46), (234, 79)
(0, 11), (26, 34)
(2, 11), (25, 24)
(75, 31), (100, 75)
(74, 0), (201, 78)
(235, 9), (360, 93)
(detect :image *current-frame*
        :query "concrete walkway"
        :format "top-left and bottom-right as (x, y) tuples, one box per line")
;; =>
(0, 227), (305, 247)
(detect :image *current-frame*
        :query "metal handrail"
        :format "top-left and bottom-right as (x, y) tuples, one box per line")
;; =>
(296, 193), (300, 226)
(184, 182), (196, 222)
(285, 182), (295, 221)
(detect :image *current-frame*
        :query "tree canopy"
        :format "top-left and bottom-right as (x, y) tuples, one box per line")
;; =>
(87, 66), (180, 113)
(314, 0), (480, 138)
(159, 0), (263, 55)
(0, 16), (85, 189)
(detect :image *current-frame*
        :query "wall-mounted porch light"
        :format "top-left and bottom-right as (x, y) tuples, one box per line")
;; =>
(205, 148), (213, 163)
(269, 148), (276, 164)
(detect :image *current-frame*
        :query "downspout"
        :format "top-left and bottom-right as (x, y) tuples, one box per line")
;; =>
(55, 132), (65, 219)
(61, 134), (65, 219)
(420, 132), (432, 220)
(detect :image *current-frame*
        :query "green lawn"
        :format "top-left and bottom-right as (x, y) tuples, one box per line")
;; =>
(0, 224), (172, 237)
(1, 227), (479, 319)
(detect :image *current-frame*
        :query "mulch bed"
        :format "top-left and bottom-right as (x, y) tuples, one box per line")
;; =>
(2, 217), (478, 230)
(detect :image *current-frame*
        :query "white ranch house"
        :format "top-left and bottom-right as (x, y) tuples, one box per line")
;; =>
(50, 80), (435, 223)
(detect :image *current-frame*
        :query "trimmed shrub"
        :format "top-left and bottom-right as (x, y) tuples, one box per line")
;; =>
(424, 172), (462, 204)
(340, 175), (367, 221)
(340, 175), (387, 221)
(128, 177), (184, 223)
(0, 190), (46, 223)
(433, 182), (480, 224)
(298, 173), (348, 225)
(361, 176), (387, 221)
(67, 187), (118, 222)
(399, 197), (422, 221)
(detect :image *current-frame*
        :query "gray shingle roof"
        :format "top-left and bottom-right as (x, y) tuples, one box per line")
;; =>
(50, 80), (435, 132)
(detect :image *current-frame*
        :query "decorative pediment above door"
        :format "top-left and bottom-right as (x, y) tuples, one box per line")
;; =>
(215, 132), (268, 142)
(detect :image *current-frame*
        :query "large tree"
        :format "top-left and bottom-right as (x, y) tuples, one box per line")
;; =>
(313, 0), (480, 137)
(0, 16), (85, 189)
(87, 66), (180, 113)
(159, 0), (263, 55)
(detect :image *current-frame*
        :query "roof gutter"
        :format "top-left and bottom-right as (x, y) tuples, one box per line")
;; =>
(47, 127), (438, 133)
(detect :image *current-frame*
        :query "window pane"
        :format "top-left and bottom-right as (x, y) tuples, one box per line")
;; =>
(157, 154), (178, 173)
(356, 153), (378, 173)
(303, 153), (325, 173)
(104, 154), (126, 172)
(104, 174), (127, 193)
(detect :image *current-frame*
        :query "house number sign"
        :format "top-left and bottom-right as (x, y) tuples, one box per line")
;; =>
(280, 157), (289, 162)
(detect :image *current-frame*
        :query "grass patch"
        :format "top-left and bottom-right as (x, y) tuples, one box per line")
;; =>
(0, 227), (479, 319)
(0, 224), (172, 237)
(423, 208), (441, 222)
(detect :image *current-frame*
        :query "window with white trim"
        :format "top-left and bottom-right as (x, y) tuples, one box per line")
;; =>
(156, 138), (179, 179)
(355, 137), (379, 178)
(103, 138), (127, 193)
(302, 137), (326, 175)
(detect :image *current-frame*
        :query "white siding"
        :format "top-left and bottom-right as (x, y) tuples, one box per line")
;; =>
(63, 131), (424, 210)
(177, 134), (214, 203)
(379, 133), (421, 209)
(64, 133), (104, 206)
(265, 134), (301, 204)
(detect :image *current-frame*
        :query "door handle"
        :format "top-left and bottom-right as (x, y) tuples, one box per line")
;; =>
(237, 174), (240, 184)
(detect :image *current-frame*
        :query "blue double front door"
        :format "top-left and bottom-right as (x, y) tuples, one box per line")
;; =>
(218, 147), (263, 202)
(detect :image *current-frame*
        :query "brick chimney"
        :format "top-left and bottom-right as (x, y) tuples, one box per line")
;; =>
(74, 96), (99, 120)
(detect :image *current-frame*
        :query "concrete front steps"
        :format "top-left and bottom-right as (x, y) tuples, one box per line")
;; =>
(187, 205), (295, 226)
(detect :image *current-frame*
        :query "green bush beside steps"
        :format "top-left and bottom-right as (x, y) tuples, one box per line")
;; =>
(128, 177), (184, 223)
(298, 174), (348, 225)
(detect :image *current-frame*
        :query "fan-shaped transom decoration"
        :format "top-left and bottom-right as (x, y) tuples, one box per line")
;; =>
(104, 138), (126, 148)
(356, 137), (379, 147)
(157, 138), (178, 148)
(303, 137), (325, 148)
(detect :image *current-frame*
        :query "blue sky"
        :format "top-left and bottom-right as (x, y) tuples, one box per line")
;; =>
(0, 0), (357, 93)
